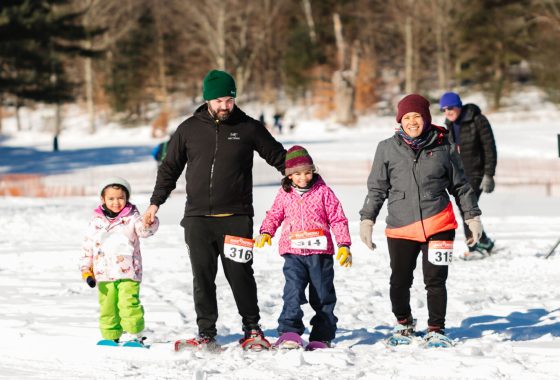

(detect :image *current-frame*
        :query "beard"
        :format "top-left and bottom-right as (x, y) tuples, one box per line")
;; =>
(209, 105), (232, 121)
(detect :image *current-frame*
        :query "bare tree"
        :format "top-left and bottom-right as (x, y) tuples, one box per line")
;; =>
(404, 14), (414, 93)
(432, 0), (452, 91)
(80, 0), (143, 133)
(177, 0), (288, 98)
(302, 0), (317, 44)
(332, 12), (358, 125)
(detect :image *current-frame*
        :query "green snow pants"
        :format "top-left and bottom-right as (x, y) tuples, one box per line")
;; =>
(97, 280), (144, 340)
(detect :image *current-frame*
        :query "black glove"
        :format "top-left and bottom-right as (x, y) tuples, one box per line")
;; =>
(86, 276), (96, 288)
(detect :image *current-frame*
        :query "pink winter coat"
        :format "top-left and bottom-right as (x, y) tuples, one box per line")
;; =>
(79, 203), (159, 282)
(260, 176), (351, 255)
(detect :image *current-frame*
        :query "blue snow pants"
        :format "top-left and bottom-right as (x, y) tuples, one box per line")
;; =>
(278, 254), (338, 342)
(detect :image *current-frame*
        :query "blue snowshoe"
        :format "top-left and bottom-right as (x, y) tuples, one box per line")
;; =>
(423, 330), (454, 348)
(386, 318), (416, 346)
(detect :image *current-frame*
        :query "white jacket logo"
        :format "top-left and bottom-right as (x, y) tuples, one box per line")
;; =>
(228, 132), (240, 141)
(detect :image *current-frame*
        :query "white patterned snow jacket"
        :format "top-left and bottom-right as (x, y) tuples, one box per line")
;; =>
(80, 203), (159, 282)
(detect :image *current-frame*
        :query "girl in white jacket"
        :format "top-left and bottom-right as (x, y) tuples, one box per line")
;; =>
(80, 177), (159, 346)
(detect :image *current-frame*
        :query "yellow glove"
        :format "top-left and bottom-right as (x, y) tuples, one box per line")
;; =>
(82, 270), (96, 288)
(82, 270), (93, 280)
(336, 246), (352, 267)
(254, 233), (272, 248)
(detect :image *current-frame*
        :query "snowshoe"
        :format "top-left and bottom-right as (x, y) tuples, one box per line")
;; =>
(459, 249), (490, 261)
(239, 327), (271, 351)
(386, 317), (416, 346)
(120, 333), (148, 348)
(97, 337), (147, 348)
(97, 339), (119, 347)
(122, 338), (147, 348)
(274, 332), (304, 350)
(423, 330), (454, 348)
(305, 341), (331, 351)
(461, 239), (496, 260)
(175, 335), (222, 352)
(476, 238), (495, 254)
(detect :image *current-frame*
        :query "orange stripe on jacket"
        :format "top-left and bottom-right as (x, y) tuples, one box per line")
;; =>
(385, 202), (458, 242)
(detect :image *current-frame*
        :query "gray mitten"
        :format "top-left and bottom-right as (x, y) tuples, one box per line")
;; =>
(480, 174), (495, 193)
(465, 216), (483, 246)
(359, 219), (376, 251)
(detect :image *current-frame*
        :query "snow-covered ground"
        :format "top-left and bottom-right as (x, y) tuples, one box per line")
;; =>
(1, 91), (560, 379)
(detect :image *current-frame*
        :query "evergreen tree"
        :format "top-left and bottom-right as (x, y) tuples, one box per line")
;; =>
(529, 0), (560, 103)
(0, 0), (100, 105)
(104, 8), (158, 116)
(282, 23), (319, 98)
(456, 0), (532, 109)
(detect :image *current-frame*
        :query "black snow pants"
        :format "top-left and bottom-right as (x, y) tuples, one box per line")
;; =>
(182, 215), (260, 338)
(387, 229), (455, 329)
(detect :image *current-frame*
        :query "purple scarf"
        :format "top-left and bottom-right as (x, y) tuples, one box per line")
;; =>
(398, 123), (432, 151)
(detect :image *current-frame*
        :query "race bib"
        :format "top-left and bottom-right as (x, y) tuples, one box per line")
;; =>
(428, 240), (454, 266)
(290, 229), (328, 250)
(224, 235), (254, 263)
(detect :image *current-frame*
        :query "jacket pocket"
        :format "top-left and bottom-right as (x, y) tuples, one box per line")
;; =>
(388, 190), (405, 204)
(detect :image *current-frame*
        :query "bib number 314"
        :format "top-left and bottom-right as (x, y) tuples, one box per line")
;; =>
(290, 229), (328, 250)
(224, 235), (254, 263)
(427, 240), (454, 266)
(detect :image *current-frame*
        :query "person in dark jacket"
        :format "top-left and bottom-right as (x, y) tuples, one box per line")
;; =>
(359, 94), (483, 348)
(143, 70), (286, 351)
(439, 92), (497, 258)
(151, 134), (173, 167)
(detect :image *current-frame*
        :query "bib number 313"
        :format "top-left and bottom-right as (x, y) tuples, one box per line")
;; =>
(224, 235), (254, 263)
(428, 240), (454, 266)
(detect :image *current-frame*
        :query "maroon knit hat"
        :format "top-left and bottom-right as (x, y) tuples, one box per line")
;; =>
(285, 145), (315, 176)
(396, 94), (432, 126)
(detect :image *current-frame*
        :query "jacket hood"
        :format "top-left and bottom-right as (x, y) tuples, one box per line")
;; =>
(426, 125), (448, 147)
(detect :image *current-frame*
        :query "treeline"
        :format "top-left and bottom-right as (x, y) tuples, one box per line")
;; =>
(1, 0), (559, 133)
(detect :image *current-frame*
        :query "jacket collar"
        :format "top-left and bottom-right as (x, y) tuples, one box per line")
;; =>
(445, 103), (481, 126)
(193, 103), (246, 126)
(290, 175), (326, 196)
(94, 202), (134, 220)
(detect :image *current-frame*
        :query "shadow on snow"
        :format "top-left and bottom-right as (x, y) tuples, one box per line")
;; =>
(302, 308), (560, 347)
(450, 308), (560, 341)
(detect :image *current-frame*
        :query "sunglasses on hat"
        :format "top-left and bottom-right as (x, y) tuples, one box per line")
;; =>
(441, 106), (457, 112)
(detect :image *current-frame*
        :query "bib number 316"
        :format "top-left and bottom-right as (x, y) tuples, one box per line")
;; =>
(224, 235), (254, 263)
(428, 240), (454, 266)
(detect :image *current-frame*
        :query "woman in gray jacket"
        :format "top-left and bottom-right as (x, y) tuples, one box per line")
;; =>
(359, 94), (483, 348)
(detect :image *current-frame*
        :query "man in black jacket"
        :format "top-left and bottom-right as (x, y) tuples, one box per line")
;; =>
(439, 92), (497, 258)
(143, 70), (286, 350)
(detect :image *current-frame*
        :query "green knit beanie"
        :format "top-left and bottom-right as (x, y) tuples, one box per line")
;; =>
(202, 70), (237, 100)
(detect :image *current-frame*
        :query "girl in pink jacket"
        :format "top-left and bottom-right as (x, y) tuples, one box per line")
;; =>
(255, 145), (351, 350)
(80, 177), (159, 347)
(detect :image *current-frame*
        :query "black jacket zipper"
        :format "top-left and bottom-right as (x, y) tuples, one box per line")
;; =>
(209, 120), (220, 214)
